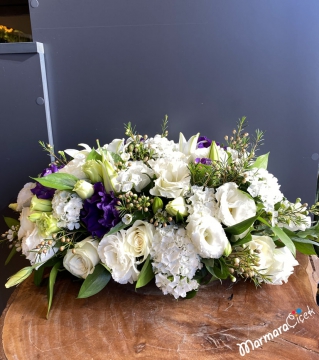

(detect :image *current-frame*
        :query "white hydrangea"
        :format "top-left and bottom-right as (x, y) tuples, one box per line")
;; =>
(186, 185), (218, 217)
(52, 190), (83, 230)
(115, 161), (154, 193)
(244, 168), (283, 212)
(143, 134), (178, 158)
(150, 226), (202, 299)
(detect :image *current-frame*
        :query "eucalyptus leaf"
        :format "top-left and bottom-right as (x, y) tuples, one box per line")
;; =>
(47, 260), (62, 319)
(136, 255), (154, 289)
(78, 264), (111, 299)
(225, 215), (259, 235)
(32, 173), (78, 191)
(248, 152), (269, 170)
(271, 226), (296, 256)
(4, 246), (16, 266)
(4, 217), (19, 229)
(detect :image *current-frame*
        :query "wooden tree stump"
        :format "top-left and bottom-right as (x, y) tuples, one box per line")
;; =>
(1, 253), (319, 360)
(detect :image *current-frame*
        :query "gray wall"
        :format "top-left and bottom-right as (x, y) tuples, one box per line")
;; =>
(1, 0), (319, 313)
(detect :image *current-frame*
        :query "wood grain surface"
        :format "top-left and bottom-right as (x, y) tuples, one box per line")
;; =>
(1, 253), (319, 360)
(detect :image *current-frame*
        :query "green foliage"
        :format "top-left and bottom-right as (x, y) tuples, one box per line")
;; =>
(4, 217), (19, 228)
(78, 264), (111, 299)
(47, 260), (63, 319)
(248, 153), (269, 170)
(4, 247), (16, 266)
(86, 148), (102, 161)
(271, 226), (296, 256)
(32, 173), (78, 191)
(136, 255), (155, 289)
(225, 214), (260, 235)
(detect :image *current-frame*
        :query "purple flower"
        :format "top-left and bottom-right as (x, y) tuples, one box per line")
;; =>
(31, 163), (63, 199)
(81, 182), (120, 238)
(195, 158), (212, 165)
(197, 136), (212, 148)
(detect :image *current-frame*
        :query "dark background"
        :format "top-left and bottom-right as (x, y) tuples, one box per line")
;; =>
(1, 0), (319, 314)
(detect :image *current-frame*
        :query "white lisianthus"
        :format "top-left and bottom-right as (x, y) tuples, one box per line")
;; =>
(22, 227), (56, 267)
(98, 231), (139, 284)
(115, 161), (154, 193)
(148, 158), (190, 198)
(17, 207), (35, 241)
(186, 213), (229, 258)
(244, 168), (283, 212)
(245, 235), (299, 285)
(63, 237), (99, 279)
(215, 182), (257, 227)
(125, 220), (155, 262)
(14, 182), (36, 211)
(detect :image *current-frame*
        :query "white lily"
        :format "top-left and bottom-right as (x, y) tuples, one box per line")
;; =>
(179, 132), (200, 156)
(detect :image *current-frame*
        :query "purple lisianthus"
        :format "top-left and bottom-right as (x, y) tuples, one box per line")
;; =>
(197, 136), (212, 148)
(31, 163), (64, 199)
(194, 158), (212, 165)
(81, 182), (120, 238)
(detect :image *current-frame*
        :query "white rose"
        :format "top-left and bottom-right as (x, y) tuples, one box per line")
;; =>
(245, 235), (299, 285)
(125, 220), (155, 262)
(17, 207), (35, 241)
(15, 182), (36, 211)
(186, 213), (230, 258)
(22, 227), (56, 267)
(215, 182), (256, 226)
(98, 230), (139, 284)
(63, 237), (99, 279)
(148, 158), (190, 198)
(266, 246), (299, 284)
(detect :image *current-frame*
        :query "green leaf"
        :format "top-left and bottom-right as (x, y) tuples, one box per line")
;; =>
(225, 215), (259, 235)
(78, 264), (111, 299)
(249, 152), (269, 170)
(4, 246), (16, 266)
(257, 216), (271, 227)
(32, 173), (78, 191)
(232, 232), (252, 246)
(296, 222), (319, 239)
(293, 242), (317, 255)
(33, 257), (60, 286)
(136, 255), (154, 289)
(204, 259), (229, 280)
(176, 211), (184, 223)
(185, 290), (197, 299)
(201, 258), (214, 267)
(271, 226), (296, 256)
(86, 148), (102, 161)
(47, 260), (62, 319)
(4, 217), (19, 229)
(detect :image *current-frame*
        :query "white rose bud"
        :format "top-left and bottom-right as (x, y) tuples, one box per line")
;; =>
(73, 180), (94, 199)
(63, 237), (100, 279)
(166, 196), (188, 217)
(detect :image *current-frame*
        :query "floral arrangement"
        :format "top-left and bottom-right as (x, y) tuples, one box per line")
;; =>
(3, 116), (319, 317)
